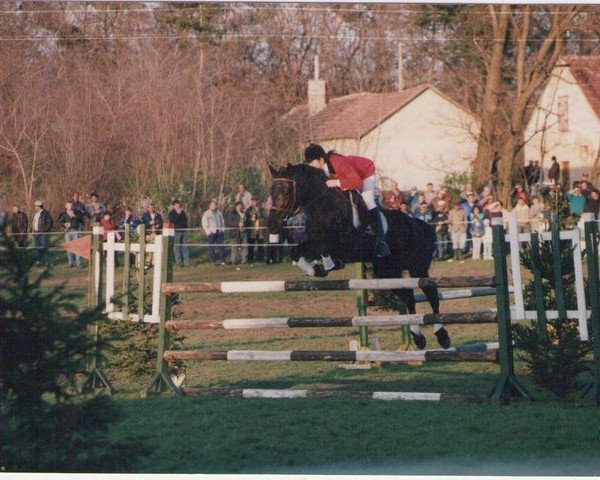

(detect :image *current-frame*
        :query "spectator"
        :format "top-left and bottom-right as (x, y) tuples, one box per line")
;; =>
(460, 182), (475, 202)
(448, 202), (467, 261)
(510, 184), (529, 206)
(264, 195), (284, 264)
(567, 186), (586, 217)
(118, 207), (142, 236)
(531, 161), (541, 186)
(431, 189), (451, 213)
(529, 195), (546, 233)
(141, 203), (163, 236)
(482, 219), (493, 260)
(548, 156), (560, 184)
(415, 202), (433, 223)
(226, 201), (248, 265)
(410, 194), (427, 217)
(462, 193), (478, 254)
(32, 200), (53, 267)
(583, 188), (600, 219)
(58, 202), (84, 267)
(245, 196), (266, 263)
(381, 180), (405, 211)
(470, 215), (485, 260)
(579, 172), (593, 189)
(514, 197), (531, 234)
(70, 191), (86, 230)
(405, 186), (420, 214)
(8, 204), (28, 248)
(201, 198), (225, 266)
(432, 203), (449, 260)
(141, 203), (163, 267)
(423, 182), (437, 205)
(235, 183), (253, 210)
(86, 192), (105, 224)
(99, 211), (117, 242)
(168, 199), (190, 267)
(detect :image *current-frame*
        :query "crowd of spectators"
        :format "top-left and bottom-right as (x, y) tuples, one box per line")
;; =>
(0, 182), (282, 269)
(2, 161), (599, 268)
(379, 165), (600, 262)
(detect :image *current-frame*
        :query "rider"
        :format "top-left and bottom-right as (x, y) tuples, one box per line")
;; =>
(303, 144), (391, 258)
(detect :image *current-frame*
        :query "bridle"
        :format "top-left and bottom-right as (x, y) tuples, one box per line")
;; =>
(269, 177), (298, 219)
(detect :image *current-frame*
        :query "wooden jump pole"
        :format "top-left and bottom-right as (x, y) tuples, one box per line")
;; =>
(162, 276), (495, 295)
(181, 387), (484, 402)
(145, 226), (182, 396)
(164, 310), (498, 331)
(163, 349), (498, 363)
(490, 216), (531, 402)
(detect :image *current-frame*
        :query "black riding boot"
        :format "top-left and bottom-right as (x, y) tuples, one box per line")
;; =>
(368, 208), (391, 257)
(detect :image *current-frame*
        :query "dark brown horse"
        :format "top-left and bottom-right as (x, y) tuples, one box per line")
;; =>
(267, 163), (451, 349)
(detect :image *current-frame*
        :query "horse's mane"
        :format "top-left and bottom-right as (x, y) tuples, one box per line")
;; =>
(284, 163), (327, 185)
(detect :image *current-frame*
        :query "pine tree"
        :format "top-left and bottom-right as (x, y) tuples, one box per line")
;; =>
(513, 198), (592, 398)
(0, 235), (142, 471)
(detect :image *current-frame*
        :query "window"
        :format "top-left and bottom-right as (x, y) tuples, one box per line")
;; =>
(557, 95), (569, 133)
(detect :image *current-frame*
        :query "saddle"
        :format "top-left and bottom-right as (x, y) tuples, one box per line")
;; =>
(347, 191), (388, 235)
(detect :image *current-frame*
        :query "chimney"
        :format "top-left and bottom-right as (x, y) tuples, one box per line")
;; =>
(308, 54), (326, 115)
(397, 44), (405, 91)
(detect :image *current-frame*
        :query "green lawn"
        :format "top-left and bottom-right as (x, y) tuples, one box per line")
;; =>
(43, 254), (600, 474)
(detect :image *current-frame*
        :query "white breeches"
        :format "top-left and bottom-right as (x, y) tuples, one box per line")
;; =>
(361, 175), (377, 210)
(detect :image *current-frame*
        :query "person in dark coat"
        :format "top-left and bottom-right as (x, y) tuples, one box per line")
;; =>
(168, 199), (190, 266)
(548, 156), (560, 184)
(9, 204), (29, 248)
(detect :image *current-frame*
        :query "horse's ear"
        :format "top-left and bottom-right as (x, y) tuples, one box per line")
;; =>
(268, 163), (279, 177)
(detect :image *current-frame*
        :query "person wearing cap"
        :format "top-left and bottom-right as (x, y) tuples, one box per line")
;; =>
(32, 200), (53, 267)
(303, 143), (390, 258)
(245, 196), (266, 263)
(201, 198), (226, 265)
(86, 192), (105, 224)
(168, 200), (190, 267)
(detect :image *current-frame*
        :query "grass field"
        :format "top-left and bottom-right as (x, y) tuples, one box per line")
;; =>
(43, 252), (600, 474)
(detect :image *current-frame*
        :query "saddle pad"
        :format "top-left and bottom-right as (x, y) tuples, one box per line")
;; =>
(349, 192), (388, 234)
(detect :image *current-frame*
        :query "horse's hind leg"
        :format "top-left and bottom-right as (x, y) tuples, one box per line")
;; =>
(409, 265), (451, 350)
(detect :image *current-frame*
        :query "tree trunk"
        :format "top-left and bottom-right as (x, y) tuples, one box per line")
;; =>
(473, 5), (510, 189)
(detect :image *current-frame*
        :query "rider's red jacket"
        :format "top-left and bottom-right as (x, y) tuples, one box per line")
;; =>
(327, 153), (376, 191)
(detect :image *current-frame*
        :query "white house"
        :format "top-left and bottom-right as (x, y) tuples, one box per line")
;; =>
(285, 61), (480, 191)
(524, 56), (600, 183)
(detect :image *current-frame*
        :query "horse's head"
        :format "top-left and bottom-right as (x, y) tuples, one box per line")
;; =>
(267, 162), (328, 235)
(267, 163), (297, 235)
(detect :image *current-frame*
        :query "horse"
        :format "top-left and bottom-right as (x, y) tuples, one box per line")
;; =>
(267, 162), (451, 350)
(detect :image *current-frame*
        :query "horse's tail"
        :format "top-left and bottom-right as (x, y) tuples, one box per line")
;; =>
(426, 221), (436, 260)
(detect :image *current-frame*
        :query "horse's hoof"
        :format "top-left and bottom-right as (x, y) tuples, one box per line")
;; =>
(410, 331), (426, 350)
(313, 264), (328, 277)
(435, 327), (451, 349)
